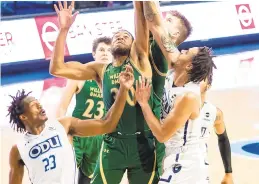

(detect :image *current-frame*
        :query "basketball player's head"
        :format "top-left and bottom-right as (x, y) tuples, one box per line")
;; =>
(164, 10), (192, 45)
(111, 30), (134, 58)
(176, 46), (216, 84)
(92, 36), (112, 62)
(7, 90), (48, 133)
(200, 74), (213, 94)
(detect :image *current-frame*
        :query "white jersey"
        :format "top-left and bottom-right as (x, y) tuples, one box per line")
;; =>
(200, 101), (217, 162)
(159, 70), (207, 184)
(17, 120), (77, 184)
(161, 69), (202, 153)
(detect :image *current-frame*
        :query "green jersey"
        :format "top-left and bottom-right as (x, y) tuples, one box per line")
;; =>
(102, 58), (154, 134)
(149, 35), (168, 100)
(72, 80), (104, 120)
(72, 80), (103, 178)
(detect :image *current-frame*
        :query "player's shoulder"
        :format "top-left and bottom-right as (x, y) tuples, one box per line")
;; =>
(10, 144), (21, 158)
(177, 92), (199, 109)
(216, 106), (224, 119)
(182, 92), (199, 103)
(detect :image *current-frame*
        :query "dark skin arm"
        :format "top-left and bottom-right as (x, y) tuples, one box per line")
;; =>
(49, 1), (105, 81)
(136, 77), (200, 143)
(9, 145), (24, 184)
(59, 65), (134, 136)
(130, 1), (152, 77)
(214, 108), (234, 184)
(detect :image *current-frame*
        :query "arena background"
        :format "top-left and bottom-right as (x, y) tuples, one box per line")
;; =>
(1, 1), (259, 183)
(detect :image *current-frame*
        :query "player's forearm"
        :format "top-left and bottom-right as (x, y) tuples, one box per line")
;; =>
(143, 2), (179, 67)
(217, 130), (233, 173)
(103, 87), (128, 132)
(49, 29), (69, 75)
(143, 1), (162, 28)
(140, 103), (164, 142)
(9, 170), (23, 184)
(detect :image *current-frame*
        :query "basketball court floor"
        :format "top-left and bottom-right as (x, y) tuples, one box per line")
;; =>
(1, 50), (259, 183)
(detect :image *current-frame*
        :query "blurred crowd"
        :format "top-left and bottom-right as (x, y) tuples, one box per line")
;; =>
(1, 1), (132, 16)
(1, 1), (202, 17)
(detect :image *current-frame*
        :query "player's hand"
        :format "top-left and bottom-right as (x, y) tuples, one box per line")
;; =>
(54, 1), (79, 30)
(136, 76), (152, 106)
(221, 173), (234, 184)
(119, 65), (134, 90)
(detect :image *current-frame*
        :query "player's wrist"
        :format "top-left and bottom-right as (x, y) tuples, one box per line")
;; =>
(59, 28), (69, 34)
(139, 102), (149, 109)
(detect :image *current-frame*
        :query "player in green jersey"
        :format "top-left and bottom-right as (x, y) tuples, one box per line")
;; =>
(50, 1), (159, 183)
(56, 37), (112, 184)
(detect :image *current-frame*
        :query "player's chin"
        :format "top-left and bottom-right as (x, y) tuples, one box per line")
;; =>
(40, 114), (48, 121)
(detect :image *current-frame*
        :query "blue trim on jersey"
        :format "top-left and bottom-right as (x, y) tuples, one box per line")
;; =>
(175, 153), (180, 162)
(183, 120), (189, 146)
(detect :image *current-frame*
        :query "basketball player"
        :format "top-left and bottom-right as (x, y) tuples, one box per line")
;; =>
(135, 46), (216, 183)
(56, 36), (112, 184)
(7, 66), (134, 184)
(50, 1), (159, 183)
(200, 77), (234, 184)
(135, 1), (193, 175)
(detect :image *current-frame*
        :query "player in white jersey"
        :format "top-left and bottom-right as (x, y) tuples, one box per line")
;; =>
(135, 45), (216, 184)
(200, 77), (233, 184)
(7, 66), (134, 184)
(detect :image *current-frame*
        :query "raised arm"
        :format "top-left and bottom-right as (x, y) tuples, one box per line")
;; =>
(143, 1), (180, 68)
(214, 108), (234, 183)
(130, 1), (151, 75)
(59, 65), (134, 136)
(136, 77), (199, 142)
(56, 79), (78, 118)
(49, 1), (104, 80)
(9, 145), (24, 184)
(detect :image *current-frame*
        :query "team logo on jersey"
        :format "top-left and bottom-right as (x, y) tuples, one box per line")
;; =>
(205, 112), (210, 118)
(29, 135), (62, 159)
(172, 163), (182, 173)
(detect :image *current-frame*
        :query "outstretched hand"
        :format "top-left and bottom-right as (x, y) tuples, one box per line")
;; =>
(54, 1), (79, 30)
(119, 65), (135, 90)
(136, 76), (152, 107)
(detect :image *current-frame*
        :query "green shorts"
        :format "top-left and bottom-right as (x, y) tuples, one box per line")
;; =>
(91, 132), (159, 184)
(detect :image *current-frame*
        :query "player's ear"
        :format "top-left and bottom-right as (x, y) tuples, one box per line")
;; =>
(92, 52), (96, 60)
(19, 114), (27, 121)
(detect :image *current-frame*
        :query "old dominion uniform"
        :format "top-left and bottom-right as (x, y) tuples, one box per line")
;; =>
(200, 101), (217, 182)
(91, 58), (159, 184)
(149, 35), (168, 176)
(17, 120), (77, 184)
(72, 80), (104, 179)
(159, 70), (205, 184)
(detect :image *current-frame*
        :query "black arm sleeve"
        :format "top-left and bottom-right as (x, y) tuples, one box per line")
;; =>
(217, 130), (232, 173)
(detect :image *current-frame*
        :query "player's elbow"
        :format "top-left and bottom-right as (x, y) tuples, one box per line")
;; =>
(49, 61), (65, 76)
(155, 131), (168, 143)
(102, 120), (116, 134)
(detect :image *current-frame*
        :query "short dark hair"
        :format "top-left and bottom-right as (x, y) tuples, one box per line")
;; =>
(92, 36), (112, 53)
(112, 29), (134, 41)
(7, 89), (31, 133)
(168, 10), (192, 44)
(188, 47), (217, 84)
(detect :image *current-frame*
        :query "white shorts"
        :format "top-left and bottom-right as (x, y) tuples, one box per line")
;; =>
(159, 151), (207, 184)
